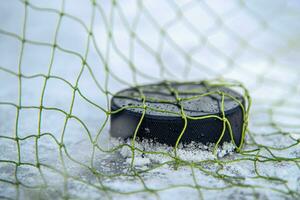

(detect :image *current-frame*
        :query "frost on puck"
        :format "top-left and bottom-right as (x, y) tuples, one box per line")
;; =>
(110, 81), (246, 147)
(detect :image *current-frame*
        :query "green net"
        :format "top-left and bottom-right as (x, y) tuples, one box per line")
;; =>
(0, 0), (300, 199)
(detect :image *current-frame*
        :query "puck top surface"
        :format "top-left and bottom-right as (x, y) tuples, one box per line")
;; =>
(111, 82), (244, 118)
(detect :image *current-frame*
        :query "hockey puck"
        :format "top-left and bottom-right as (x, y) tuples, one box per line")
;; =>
(110, 81), (245, 147)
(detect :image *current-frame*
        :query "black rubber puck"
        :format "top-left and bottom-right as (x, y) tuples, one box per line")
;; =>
(110, 81), (245, 147)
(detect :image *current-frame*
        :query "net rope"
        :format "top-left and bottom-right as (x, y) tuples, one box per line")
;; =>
(0, 0), (300, 199)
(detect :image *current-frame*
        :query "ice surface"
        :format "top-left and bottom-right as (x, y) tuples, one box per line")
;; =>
(0, 0), (300, 199)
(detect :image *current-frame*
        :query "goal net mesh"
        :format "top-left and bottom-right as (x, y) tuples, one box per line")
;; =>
(0, 0), (300, 199)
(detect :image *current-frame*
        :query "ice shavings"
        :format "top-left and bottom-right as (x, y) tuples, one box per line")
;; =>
(111, 138), (236, 167)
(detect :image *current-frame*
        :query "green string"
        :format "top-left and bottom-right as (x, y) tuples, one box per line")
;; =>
(0, 0), (299, 199)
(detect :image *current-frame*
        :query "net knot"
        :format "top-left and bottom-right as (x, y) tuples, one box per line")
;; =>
(130, 31), (135, 38)
(91, 0), (96, 6)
